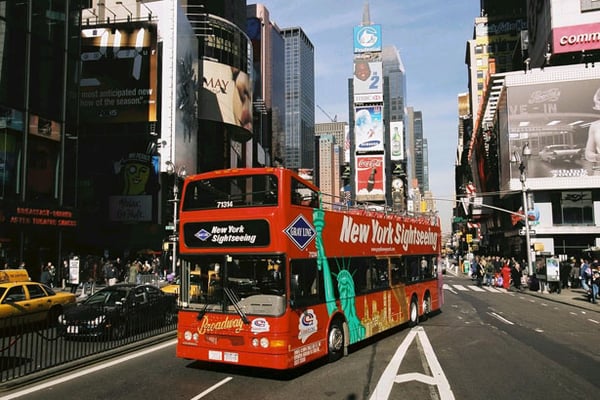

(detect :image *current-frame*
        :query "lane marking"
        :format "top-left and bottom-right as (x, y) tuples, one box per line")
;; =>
(369, 327), (455, 400)
(191, 377), (233, 400)
(0, 339), (178, 400)
(588, 319), (599, 324)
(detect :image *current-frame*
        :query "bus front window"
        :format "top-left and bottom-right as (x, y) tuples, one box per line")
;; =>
(185, 255), (287, 317)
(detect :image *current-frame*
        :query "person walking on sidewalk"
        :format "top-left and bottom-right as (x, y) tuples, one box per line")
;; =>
(501, 260), (511, 290)
(511, 262), (523, 291)
(591, 270), (599, 304)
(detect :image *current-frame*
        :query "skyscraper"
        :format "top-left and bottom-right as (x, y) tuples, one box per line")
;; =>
(281, 27), (315, 170)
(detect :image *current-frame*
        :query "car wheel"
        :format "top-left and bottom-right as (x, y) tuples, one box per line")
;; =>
(327, 319), (345, 362)
(111, 322), (127, 340)
(408, 297), (419, 327)
(47, 306), (62, 326)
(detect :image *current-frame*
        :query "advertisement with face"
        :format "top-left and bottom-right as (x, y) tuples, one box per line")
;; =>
(353, 61), (383, 103)
(355, 154), (385, 202)
(79, 22), (158, 123)
(199, 60), (253, 133)
(501, 78), (600, 190)
(354, 105), (384, 152)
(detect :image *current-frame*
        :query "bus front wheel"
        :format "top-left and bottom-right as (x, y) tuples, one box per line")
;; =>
(409, 298), (419, 327)
(421, 294), (431, 322)
(327, 320), (344, 362)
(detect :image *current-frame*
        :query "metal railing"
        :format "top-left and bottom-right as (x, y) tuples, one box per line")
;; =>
(0, 307), (176, 386)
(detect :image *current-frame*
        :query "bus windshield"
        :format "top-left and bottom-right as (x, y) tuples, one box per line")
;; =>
(185, 255), (286, 317)
(182, 174), (278, 210)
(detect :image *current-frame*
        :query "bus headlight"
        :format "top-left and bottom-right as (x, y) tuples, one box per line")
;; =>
(251, 338), (259, 347)
(260, 337), (269, 348)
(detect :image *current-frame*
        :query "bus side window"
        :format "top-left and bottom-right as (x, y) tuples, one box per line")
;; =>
(292, 191), (302, 206)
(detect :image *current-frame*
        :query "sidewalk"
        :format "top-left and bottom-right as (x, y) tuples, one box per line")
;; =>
(516, 285), (600, 313)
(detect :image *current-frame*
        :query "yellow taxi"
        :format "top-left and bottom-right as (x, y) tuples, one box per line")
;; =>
(161, 269), (203, 301)
(0, 269), (77, 325)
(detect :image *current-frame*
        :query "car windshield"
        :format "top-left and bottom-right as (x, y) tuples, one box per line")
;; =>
(84, 288), (130, 306)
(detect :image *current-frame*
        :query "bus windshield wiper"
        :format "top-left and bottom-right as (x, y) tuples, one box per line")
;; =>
(223, 287), (249, 324)
(196, 298), (210, 321)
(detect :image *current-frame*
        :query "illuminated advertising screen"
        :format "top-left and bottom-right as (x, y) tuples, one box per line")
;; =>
(501, 77), (600, 190)
(80, 22), (158, 123)
(355, 154), (385, 202)
(199, 60), (253, 132)
(353, 61), (383, 103)
(389, 121), (404, 161)
(353, 24), (382, 53)
(354, 105), (384, 152)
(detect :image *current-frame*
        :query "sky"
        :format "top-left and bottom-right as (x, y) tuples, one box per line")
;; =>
(252, 0), (481, 234)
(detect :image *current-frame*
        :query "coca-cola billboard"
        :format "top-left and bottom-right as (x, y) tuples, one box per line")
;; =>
(355, 154), (385, 202)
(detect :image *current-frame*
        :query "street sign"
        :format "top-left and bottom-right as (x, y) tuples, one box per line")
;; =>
(165, 224), (175, 231)
(519, 229), (536, 236)
(168, 234), (179, 242)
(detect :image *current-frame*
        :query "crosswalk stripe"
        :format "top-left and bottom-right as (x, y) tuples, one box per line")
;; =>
(452, 284), (470, 291)
(468, 285), (486, 292)
(444, 284), (508, 293)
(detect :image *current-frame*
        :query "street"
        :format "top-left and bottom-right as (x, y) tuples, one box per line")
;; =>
(3, 274), (599, 400)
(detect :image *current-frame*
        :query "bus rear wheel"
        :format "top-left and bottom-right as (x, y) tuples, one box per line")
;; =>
(327, 320), (344, 362)
(408, 298), (419, 327)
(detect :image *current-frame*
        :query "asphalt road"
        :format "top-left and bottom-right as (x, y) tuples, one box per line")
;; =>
(3, 274), (599, 400)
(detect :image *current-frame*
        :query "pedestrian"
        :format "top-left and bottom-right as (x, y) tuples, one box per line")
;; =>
(484, 257), (494, 287)
(511, 262), (522, 291)
(591, 270), (599, 304)
(40, 264), (52, 286)
(501, 260), (511, 290)
(569, 258), (580, 288)
(580, 258), (591, 293)
(128, 260), (140, 284)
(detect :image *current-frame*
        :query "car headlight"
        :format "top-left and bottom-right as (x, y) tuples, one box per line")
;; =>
(58, 314), (65, 324)
(89, 315), (106, 327)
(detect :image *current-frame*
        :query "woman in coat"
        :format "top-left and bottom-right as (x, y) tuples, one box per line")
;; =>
(501, 260), (511, 290)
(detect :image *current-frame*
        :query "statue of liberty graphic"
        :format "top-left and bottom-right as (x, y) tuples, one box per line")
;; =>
(313, 207), (365, 344)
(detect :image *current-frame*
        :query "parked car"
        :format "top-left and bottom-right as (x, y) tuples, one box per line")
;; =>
(538, 144), (582, 163)
(0, 280), (77, 325)
(58, 283), (177, 340)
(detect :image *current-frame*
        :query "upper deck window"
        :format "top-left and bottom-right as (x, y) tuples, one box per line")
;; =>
(182, 174), (278, 210)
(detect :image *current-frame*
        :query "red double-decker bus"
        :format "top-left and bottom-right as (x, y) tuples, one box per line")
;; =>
(175, 167), (443, 370)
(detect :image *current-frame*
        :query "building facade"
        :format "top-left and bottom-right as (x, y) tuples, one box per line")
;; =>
(281, 27), (315, 170)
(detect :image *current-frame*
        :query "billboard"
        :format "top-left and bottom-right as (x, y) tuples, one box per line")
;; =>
(389, 121), (404, 160)
(353, 60), (383, 103)
(500, 77), (600, 190)
(80, 22), (158, 123)
(355, 154), (385, 202)
(353, 24), (382, 53)
(552, 23), (600, 54)
(199, 60), (253, 133)
(354, 105), (384, 152)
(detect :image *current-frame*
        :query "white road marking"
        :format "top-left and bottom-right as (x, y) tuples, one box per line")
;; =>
(452, 285), (469, 291)
(443, 284), (457, 294)
(467, 285), (486, 292)
(588, 319), (599, 324)
(487, 312), (514, 325)
(0, 339), (178, 400)
(191, 377), (234, 399)
(369, 327), (455, 400)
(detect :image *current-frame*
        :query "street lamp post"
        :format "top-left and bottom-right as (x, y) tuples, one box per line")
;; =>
(166, 161), (186, 275)
(512, 142), (533, 276)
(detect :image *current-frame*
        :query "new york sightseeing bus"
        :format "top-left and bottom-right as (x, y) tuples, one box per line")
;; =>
(175, 167), (443, 370)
